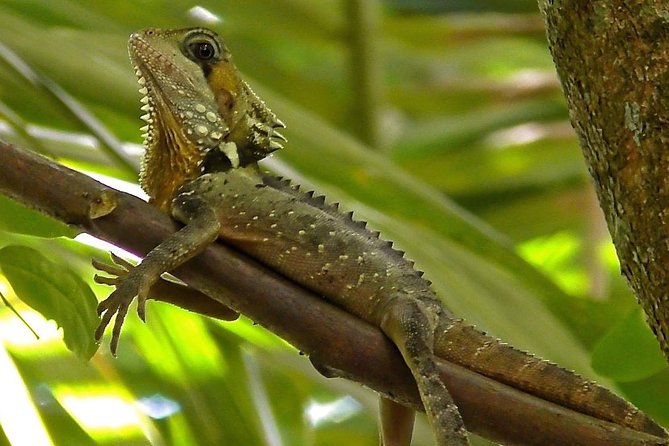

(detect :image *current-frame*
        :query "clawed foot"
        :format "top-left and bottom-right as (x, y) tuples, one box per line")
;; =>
(93, 253), (153, 355)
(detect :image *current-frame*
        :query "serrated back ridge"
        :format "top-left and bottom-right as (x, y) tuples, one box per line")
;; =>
(260, 172), (426, 271)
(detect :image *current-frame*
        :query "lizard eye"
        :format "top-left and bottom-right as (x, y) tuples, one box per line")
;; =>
(191, 41), (216, 61)
(184, 32), (221, 63)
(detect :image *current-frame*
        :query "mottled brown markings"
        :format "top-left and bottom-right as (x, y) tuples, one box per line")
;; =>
(206, 166), (662, 437)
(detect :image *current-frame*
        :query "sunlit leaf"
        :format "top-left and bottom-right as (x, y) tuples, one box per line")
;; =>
(0, 245), (98, 359)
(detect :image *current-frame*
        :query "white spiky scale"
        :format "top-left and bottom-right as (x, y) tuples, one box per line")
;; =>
(273, 131), (288, 142)
(269, 140), (283, 150)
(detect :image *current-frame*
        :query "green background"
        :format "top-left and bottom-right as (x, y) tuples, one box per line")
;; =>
(0, 1), (666, 445)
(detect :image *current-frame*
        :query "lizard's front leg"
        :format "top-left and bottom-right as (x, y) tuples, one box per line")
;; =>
(380, 298), (469, 446)
(93, 254), (239, 321)
(96, 201), (221, 354)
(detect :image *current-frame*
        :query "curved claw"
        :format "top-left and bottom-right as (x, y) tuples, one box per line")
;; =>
(137, 296), (147, 322)
(95, 305), (116, 340)
(94, 251), (167, 354)
(95, 286), (139, 353)
(94, 253), (146, 353)
(94, 274), (120, 286)
(92, 257), (131, 288)
(97, 294), (116, 315)
(92, 259), (124, 276)
(110, 252), (135, 270)
(110, 302), (130, 356)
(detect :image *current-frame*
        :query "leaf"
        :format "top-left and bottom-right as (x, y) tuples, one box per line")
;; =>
(0, 290), (39, 338)
(591, 308), (666, 382)
(619, 368), (669, 427)
(0, 194), (76, 238)
(0, 245), (99, 360)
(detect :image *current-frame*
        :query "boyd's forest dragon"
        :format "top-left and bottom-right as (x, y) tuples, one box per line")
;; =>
(94, 27), (668, 445)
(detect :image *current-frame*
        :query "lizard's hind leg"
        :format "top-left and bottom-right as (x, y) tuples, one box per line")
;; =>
(380, 298), (469, 446)
(379, 397), (415, 446)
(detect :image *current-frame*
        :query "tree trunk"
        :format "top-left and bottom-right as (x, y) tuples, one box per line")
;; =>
(540, 1), (669, 358)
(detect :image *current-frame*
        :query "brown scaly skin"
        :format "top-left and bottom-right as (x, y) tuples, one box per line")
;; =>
(127, 28), (285, 211)
(96, 28), (668, 445)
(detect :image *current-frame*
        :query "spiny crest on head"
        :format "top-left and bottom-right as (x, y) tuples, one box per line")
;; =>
(127, 27), (287, 210)
(242, 81), (287, 154)
(128, 27), (230, 209)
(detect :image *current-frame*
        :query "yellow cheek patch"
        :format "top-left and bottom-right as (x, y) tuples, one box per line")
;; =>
(207, 60), (242, 115)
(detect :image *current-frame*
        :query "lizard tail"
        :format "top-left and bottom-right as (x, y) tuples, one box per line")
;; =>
(437, 318), (667, 438)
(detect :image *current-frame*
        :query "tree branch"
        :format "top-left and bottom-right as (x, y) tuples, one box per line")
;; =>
(0, 141), (666, 446)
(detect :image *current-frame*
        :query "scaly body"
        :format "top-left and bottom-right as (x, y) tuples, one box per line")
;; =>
(95, 27), (667, 445)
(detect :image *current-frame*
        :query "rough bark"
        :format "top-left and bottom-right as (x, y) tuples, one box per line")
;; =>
(540, 1), (669, 358)
(0, 142), (666, 445)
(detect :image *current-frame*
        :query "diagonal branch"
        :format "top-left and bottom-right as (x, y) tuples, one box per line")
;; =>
(0, 141), (666, 446)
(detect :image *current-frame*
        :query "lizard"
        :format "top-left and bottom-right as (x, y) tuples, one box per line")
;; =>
(94, 27), (668, 445)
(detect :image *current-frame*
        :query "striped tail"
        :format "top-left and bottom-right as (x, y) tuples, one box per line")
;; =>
(436, 318), (667, 438)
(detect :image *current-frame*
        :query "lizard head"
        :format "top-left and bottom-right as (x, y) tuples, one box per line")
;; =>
(128, 27), (286, 210)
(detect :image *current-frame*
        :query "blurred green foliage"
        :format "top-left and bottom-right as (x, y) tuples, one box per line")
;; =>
(0, 1), (666, 445)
